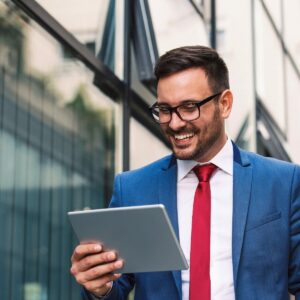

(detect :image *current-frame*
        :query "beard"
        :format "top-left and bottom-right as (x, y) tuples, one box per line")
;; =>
(164, 105), (223, 161)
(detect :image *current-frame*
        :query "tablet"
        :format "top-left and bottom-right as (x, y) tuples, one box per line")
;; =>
(68, 204), (188, 273)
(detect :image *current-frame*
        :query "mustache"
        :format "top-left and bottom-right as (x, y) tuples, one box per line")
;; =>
(165, 128), (198, 135)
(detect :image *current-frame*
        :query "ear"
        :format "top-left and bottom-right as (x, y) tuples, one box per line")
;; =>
(218, 89), (233, 119)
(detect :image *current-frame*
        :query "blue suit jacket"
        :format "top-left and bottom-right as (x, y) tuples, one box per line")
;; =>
(82, 144), (300, 300)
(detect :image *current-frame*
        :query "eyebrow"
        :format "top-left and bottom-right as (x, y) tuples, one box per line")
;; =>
(157, 99), (199, 106)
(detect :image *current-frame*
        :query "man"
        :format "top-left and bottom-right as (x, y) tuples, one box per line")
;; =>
(70, 46), (300, 300)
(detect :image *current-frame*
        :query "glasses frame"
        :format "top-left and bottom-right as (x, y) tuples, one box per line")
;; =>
(149, 92), (222, 124)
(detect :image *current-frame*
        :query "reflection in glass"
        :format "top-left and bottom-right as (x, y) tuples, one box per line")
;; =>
(36, 0), (110, 50)
(0, 1), (116, 299)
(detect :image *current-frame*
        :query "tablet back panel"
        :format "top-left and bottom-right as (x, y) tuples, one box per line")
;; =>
(68, 204), (188, 273)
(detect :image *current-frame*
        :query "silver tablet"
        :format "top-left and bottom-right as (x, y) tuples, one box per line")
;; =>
(68, 204), (188, 273)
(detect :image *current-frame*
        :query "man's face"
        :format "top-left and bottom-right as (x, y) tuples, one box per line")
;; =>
(157, 67), (232, 162)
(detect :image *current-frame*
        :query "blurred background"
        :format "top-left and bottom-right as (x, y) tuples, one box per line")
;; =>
(0, 0), (299, 299)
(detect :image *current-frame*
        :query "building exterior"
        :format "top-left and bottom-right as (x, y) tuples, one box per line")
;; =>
(217, 0), (300, 163)
(0, 0), (207, 299)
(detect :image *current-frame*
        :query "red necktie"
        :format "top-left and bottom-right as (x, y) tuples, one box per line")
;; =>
(189, 164), (217, 300)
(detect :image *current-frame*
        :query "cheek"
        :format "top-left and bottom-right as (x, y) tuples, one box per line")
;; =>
(193, 117), (216, 141)
(190, 119), (206, 135)
(160, 124), (168, 133)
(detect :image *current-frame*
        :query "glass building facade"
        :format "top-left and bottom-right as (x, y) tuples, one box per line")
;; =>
(0, 1), (117, 299)
(217, 0), (300, 164)
(253, 0), (300, 162)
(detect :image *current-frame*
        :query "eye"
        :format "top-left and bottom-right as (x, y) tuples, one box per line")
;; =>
(180, 103), (197, 112)
(158, 106), (171, 114)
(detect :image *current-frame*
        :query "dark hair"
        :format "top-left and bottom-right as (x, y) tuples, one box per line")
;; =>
(154, 45), (229, 93)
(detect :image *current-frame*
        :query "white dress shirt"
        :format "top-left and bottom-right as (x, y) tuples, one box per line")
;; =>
(177, 138), (235, 300)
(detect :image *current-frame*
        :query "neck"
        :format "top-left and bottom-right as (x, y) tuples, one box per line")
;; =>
(196, 134), (228, 163)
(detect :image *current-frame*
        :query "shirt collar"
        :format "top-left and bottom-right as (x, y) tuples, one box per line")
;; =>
(177, 138), (233, 182)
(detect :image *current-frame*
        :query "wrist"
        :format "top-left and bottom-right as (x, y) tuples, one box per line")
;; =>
(92, 282), (113, 299)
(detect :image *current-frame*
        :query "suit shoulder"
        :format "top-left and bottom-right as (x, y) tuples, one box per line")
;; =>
(117, 155), (174, 179)
(240, 148), (299, 172)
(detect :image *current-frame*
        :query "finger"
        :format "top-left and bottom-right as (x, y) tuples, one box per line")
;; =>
(71, 244), (102, 263)
(85, 260), (123, 281)
(83, 273), (121, 293)
(77, 260), (124, 283)
(73, 251), (118, 274)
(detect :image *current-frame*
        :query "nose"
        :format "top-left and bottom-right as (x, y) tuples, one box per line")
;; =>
(168, 111), (187, 131)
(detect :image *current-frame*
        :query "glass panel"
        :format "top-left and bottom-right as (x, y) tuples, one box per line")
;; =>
(130, 118), (170, 170)
(0, 1), (117, 299)
(217, 0), (256, 151)
(283, 0), (300, 71)
(285, 59), (300, 164)
(132, 0), (209, 104)
(36, 0), (110, 50)
(263, 0), (282, 30)
(254, 0), (286, 132)
(148, 0), (209, 55)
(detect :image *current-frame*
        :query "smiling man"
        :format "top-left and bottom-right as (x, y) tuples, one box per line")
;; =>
(71, 46), (300, 300)
(155, 67), (230, 162)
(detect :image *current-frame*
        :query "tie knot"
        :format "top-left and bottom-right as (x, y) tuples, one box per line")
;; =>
(193, 163), (217, 182)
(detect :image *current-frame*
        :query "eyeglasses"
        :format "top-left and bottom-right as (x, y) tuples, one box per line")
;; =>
(149, 92), (222, 124)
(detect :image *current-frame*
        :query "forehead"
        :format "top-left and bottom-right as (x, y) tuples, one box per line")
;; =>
(157, 68), (211, 105)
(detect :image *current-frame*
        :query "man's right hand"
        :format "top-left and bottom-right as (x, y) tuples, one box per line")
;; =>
(70, 243), (124, 297)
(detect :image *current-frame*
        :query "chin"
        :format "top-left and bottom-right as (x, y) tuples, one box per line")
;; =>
(173, 148), (196, 160)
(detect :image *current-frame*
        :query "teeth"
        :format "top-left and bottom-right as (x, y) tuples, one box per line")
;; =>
(174, 133), (194, 140)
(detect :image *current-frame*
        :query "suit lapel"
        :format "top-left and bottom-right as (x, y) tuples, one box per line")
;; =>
(232, 143), (252, 286)
(158, 156), (182, 300)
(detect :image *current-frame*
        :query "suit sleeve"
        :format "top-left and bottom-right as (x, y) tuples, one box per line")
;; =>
(81, 274), (135, 300)
(288, 165), (300, 296)
(109, 174), (124, 208)
(82, 174), (136, 300)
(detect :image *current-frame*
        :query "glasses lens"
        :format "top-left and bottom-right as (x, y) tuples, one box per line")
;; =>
(151, 106), (161, 123)
(178, 103), (199, 121)
(151, 106), (171, 123)
(151, 102), (201, 123)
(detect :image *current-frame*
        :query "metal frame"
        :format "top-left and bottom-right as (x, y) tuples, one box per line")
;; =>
(189, 0), (205, 19)
(123, 0), (131, 171)
(251, 0), (258, 152)
(210, 0), (216, 48)
(256, 99), (291, 161)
